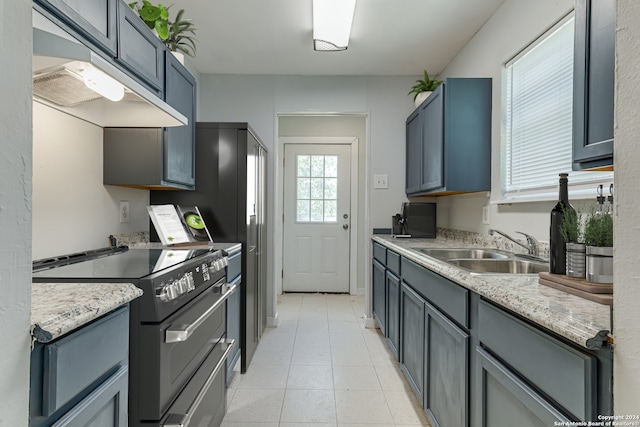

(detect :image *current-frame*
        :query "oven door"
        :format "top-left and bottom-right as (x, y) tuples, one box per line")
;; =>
(162, 339), (235, 427)
(132, 279), (237, 422)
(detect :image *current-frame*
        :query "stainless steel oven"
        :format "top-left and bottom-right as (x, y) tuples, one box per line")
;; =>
(33, 245), (240, 427)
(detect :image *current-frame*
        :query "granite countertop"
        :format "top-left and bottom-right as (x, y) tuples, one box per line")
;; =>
(372, 233), (612, 350)
(31, 283), (142, 344)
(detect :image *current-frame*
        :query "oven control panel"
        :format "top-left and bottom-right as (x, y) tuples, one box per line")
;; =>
(156, 252), (228, 303)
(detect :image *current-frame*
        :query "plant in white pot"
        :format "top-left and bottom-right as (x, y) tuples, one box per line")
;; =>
(129, 2), (198, 60)
(408, 70), (443, 107)
(560, 205), (585, 278)
(583, 209), (613, 284)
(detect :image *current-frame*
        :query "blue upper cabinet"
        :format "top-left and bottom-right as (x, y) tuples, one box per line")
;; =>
(116, 0), (165, 95)
(405, 78), (492, 196)
(164, 53), (197, 188)
(34, 0), (118, 56)
(572, 0), (615, 171)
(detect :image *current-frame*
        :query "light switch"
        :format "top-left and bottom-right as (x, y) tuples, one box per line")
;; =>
(373, 174), (389, 189)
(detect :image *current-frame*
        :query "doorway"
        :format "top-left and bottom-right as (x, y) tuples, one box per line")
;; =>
(282, 142), (354, 292)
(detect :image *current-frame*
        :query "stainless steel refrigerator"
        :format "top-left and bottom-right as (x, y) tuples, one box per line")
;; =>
(151, 122), (267, 375)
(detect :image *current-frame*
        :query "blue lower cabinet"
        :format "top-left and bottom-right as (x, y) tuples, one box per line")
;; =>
(475, 347), (570, 426)
(424, 303), (469, 427)
(372, 259), (386, 334)
(52, 366), (128, 427)
(385, 270), (400, 358)
(400, 283), (425, 402)
(30, 306), (129, 427)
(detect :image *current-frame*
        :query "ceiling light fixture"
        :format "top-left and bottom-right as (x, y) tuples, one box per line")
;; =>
(312, 0), (357, 51)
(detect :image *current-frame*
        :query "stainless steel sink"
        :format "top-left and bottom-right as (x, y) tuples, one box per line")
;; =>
(446, 258), (549, 275)
(417, 248), (511, 260)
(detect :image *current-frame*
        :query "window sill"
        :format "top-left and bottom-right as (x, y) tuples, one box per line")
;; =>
(493, 181), (614, 205)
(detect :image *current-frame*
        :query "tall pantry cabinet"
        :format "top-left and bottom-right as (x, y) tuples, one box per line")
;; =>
(151, 122), (268, 374)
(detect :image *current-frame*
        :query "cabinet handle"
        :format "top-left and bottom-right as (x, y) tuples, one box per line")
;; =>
(163, 339), (235, 427)
(165, 283), (237, 343)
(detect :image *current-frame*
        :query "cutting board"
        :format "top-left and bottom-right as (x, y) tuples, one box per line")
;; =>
(538, 272), (613, 305)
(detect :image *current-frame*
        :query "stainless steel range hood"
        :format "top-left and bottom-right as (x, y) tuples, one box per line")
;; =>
(32, 11), (187, 128)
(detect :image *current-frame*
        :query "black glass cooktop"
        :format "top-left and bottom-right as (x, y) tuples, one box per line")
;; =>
(32, 248), (216, 281)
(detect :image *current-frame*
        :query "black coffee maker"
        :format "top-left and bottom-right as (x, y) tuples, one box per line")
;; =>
(392, 202), (436, 238)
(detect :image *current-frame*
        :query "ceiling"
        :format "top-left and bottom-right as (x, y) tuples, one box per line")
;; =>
(169, 0), (505, 76)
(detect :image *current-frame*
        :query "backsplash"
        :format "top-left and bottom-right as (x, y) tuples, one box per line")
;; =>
(436, 227), (550, 258)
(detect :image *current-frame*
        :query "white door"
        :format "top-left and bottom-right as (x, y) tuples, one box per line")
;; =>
(283, 144), (351, 292)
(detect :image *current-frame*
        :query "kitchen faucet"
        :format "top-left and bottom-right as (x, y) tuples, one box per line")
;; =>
(489, 229), (540, 256)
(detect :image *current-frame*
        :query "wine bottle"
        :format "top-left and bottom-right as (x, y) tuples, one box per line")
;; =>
(550, 173), (575, 274)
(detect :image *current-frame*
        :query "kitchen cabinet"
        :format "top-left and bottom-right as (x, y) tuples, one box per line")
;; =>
(33, 0), (118, 56)
(400, 283), (426, 402)
(372, 259), (386, 335)
(386, 270), (401, 358)
(371, 239), (614, 426)
(226, 249), (242, 385)
(30, 306), (129, 427)
(103, 50), (196, 190)
(424, 302), (469, 427)
(405, 78), (492, 196)
(572, 0), (615, 171)
(116, 0), (164, 95)
(476, 299), (611, 423)
(163, 52), (196, 188)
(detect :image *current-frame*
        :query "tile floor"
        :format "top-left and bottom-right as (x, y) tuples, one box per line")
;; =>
(222, 293), (431, 427)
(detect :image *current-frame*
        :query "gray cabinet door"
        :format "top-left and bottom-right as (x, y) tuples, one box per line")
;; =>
(400, 283), (425, 401)
(386, 270), (400, 358)
(164, 52), (196, 187)
(475, 347), (571, 427)
(420, 86), (444, 192)
(117, 0), (164, 93)
(406, 108), (422, 194)
(34, 0), (117, 55)
(405, 78), (491, 196)
(372, 259), (386, 335)
(424, 303), (468, 427)
(572, 0), (615, 170)
(52, 366), (128, 427)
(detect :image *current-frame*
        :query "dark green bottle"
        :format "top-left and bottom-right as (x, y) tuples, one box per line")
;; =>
(550, 173), (574, 274)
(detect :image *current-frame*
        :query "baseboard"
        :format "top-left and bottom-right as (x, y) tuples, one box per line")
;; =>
(267, 313), (279, 328)
(363, 316), (377, 329)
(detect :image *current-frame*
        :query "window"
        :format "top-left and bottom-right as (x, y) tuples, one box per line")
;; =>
(296, 154), (338, 223)
(502, 14), (612, 200)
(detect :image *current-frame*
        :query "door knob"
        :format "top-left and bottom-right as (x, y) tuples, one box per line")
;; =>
(343, 224), (349, 230)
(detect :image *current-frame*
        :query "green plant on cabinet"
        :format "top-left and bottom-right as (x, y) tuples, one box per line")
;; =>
(408, 70), (443, 101)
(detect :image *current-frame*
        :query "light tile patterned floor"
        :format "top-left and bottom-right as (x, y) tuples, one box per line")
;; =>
(222, 293), (431, 427)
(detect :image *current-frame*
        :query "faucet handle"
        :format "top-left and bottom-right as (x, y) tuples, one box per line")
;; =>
(515, 231), (539, 255)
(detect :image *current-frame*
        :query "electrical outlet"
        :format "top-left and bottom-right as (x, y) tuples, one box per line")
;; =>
(482, 205), (489, 225)
(120, 201), (130, 223)
(373, 174), (389, 189)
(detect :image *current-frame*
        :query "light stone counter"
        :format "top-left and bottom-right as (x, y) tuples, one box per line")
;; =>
(31, 283), (143, 343)
(373, 233), (611, 350)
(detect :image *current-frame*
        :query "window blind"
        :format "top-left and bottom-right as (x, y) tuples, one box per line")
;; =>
(502, 15), (613, 198)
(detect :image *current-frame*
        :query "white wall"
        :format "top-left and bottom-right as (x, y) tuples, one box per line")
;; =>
(434, 0), (574, 240)
(0, 1), (32, 425)
(32, 103), (150, 259)
(198, 74), (415, 309)
(613, 0), (640, 413)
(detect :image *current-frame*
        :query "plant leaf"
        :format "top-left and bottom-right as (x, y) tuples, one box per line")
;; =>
(139, 5), (161, 21)
(156, 20), (169, 39)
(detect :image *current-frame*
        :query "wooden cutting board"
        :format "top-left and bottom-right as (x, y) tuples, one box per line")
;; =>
(538, 272), (613, 294)
(538, 278), (613, 305)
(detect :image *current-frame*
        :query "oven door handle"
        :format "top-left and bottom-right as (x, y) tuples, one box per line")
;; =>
(165, 282), (237, 344)
(163, 338), (235, 427)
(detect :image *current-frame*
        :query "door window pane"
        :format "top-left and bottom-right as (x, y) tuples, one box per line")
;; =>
(295, 154), (339, 223)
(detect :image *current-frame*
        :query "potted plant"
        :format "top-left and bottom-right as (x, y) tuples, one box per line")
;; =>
(129, 1), (170, 40)
(560, 205), (585, 278)
(408, 70), (443, 107)
(163, 8), (197, 58)
(583, 209), (613, 284)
